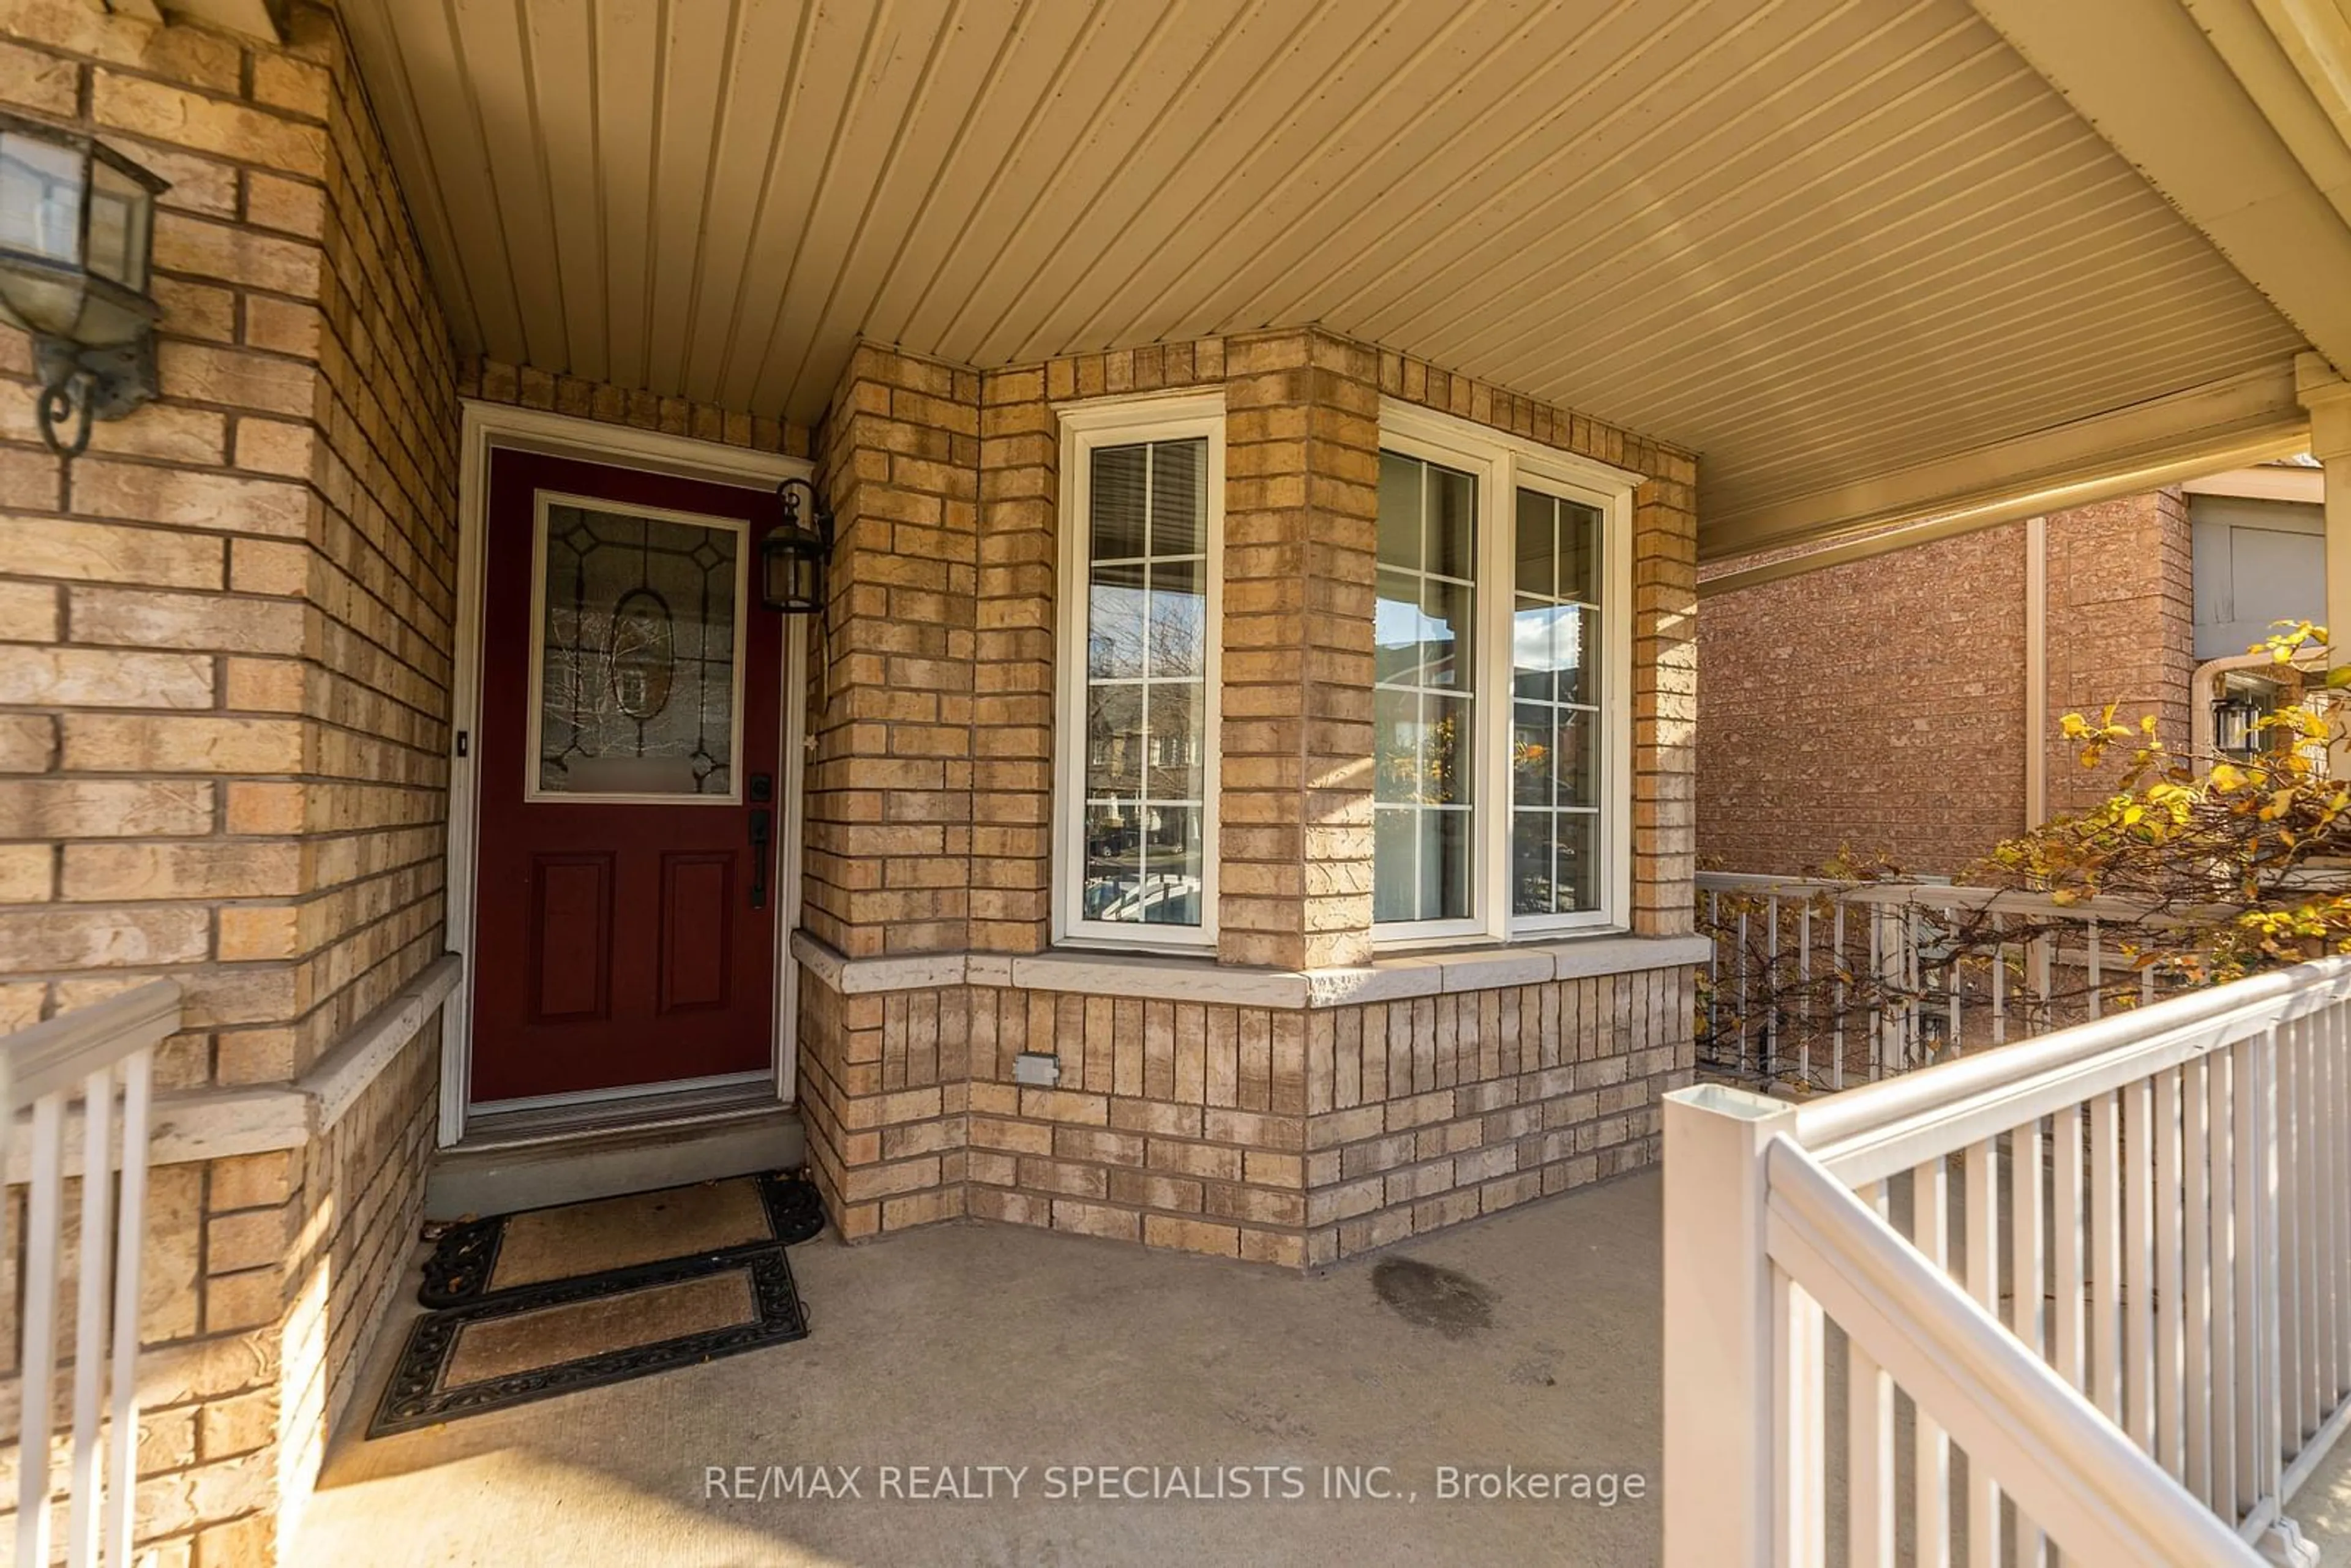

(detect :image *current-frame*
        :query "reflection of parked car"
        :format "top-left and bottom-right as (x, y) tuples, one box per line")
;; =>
(1086, 874), (1202, 926)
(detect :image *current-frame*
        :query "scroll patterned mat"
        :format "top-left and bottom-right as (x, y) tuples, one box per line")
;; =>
(369, 1171), (820, 1438)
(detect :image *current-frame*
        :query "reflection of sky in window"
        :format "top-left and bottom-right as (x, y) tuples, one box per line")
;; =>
(1376, 599), (1459, 653)
(1513, 604), (1583, 673)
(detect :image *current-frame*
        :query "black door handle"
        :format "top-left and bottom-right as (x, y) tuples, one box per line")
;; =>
(749, 808), (771, 909)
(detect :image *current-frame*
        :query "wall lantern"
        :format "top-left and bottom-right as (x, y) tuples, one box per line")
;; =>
(2211, 692), (2265, 756)
(0, 114), (168, 457)
(760, 476), (834, 615)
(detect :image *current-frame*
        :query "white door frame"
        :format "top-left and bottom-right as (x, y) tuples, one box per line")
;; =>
(441, 400), (814, 1147)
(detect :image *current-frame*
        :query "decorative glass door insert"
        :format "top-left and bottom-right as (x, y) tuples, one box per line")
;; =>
(528, 496), (746, 801)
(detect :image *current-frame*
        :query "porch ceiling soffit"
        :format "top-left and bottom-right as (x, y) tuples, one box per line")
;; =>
(340, 0), (2311, 563)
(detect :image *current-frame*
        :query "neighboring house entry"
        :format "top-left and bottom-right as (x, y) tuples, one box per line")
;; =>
(463, 446), (788, 1108)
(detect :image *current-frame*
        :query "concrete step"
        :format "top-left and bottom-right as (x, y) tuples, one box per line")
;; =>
(427, 1092), (805, 1218)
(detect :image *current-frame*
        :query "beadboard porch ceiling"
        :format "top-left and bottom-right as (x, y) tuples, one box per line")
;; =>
(327, 0), (2350, 560)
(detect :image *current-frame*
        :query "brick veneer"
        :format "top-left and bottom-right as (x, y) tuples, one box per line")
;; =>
(1699, 489), (2194, 877)
(797, 331), (1701, 1253)
(0, 2), (461, 1560)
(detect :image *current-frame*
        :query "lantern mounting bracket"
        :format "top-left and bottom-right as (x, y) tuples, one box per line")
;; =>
(32, 334), (158, 457)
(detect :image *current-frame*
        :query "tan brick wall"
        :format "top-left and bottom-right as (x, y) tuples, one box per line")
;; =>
(1699, 490), (2194, 877)
(803, 347), (981, 959)
(0, 2), (462, 1559)
(801, 964), (1693, 1264)
(459, 357), (810, 459)
(797, 328), (1700, 1257)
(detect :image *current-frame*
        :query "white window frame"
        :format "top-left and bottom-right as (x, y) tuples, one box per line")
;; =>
(1052, 391), (1227, 953)
(1374, 399), (1640, 950)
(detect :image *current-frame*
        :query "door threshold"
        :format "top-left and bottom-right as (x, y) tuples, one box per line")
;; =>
(458, 1076), (787, 1153)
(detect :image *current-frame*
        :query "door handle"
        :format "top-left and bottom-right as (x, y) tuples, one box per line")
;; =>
(749, 808), (771, 909)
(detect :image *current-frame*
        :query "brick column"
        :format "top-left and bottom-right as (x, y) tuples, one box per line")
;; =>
(797, 345), (980, 1237)
(971, 366), (1057, 953)
(803, 345), (980, 958)
(1218, 330), (1379, 970)
(1633, 464), (1698, 936)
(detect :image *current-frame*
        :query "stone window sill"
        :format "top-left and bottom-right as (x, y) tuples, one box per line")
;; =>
(790, 931), (1712, 1008)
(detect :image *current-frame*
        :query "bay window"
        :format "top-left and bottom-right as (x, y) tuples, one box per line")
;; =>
(1373, 402), (1636, 945)
(1054, 394), (1225, 949)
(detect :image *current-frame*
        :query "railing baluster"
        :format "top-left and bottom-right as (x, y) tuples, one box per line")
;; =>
(2012, 1115), (2049, 1566)
(2125, 1077), (2156, 1455)
(1774, 1269), (1826, 1566)
(2156, 1065), (2185, 1482)
(1850, 1179), (1896, 1568)
(1738, 906), (1752, 1077)
(67, 1065), (116, 1568)
(1992, 917), (2007, 1047)
(1767, 895), (1782, 1081)
(2091, 1090), (2123, 1423)
(104, 1048), (151, 1568)
(1965, 1137), (2000, 1567)
(1832, 903), (1847, 1092)
(2232, 1034), (2263, 1521)
(2055, 1102), (2087, 1398)
(2089, 918), (2104, 1019)
(1915, 1154), (1953, 1568)
(1798, 904), (1813, 1090)
(2212, 1043), (2242, 1521)
(17, 1092), (68, 1567)
(2279, 1020), (2306, 1454)
(2184, 1054), (2214, 1509)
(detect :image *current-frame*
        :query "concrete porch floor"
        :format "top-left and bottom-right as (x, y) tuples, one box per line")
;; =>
(294, 1174), (1665, 1567)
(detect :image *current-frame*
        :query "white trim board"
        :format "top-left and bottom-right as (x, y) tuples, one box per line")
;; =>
(443, 401), (815, 1147)
(790, 928), (1712, 1010)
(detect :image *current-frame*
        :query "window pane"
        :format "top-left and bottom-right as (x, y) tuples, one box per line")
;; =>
(1510, 484), (1604, 924)
(1551, 708), (1595, 806)
(1149, 439), (1206, 555)
(1090, 445), (1148, 558)
(1378, 453), (1422, 570)
(1559, 499), (1602, 603)
(1423, 692), (1470, 806)
(1423, 809), (1472, 922)
(1373, 808), (1417, 923)
(1430, 465), (1475, 579)
(1374, 451), (1480, 926)
(536, 504), (739, 797)
(1079, 435), (1210, 932)
(1088, 560), (1146, 678)
(1138, 806), (1203, 926)
(1420, 576), (1472, 688)
(1557, 605), (1597, 707)
(1082, 804), (1142, 921)
(1086, 683), (1142, 799)
(1512, 809), (1556, 918)
(1145, 681), (1203, 800)
(1374, 686), (1419, 805)
(1147, 558), (1205, 677)
(1512, 702), (1551, 806)
(1515, 490), (1554, 596)
(1554, 812), (1598, 912)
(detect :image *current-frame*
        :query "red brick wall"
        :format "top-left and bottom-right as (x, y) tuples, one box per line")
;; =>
(1699, 490), (2192, 877)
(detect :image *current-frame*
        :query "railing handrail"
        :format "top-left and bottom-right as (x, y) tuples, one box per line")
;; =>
(1695, 869), (2165, 923)
(2, 980), (181, 1111)
(1790, 956), (2351, 1185)
(1764, 1136), (2262, 1566)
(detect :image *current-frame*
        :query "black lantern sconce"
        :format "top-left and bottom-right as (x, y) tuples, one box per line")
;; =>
(760, 476), (834, 615)
(0, 113), (168, 457)
(2211, 691), (2265, 756)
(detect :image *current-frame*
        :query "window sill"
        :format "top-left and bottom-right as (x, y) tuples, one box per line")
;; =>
(790, 930), (1711, 1007)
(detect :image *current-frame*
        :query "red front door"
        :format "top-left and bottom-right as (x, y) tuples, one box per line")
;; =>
(469, 449), (783, 1105)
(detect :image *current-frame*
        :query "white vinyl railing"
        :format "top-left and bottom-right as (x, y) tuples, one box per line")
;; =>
(1697, 870), (2178, 1090)
(1664, 957), (2351, 1566)
(2, 981), (176, 1568)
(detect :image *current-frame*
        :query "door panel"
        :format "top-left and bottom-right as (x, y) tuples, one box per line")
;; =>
(471, 449), (783, 1105)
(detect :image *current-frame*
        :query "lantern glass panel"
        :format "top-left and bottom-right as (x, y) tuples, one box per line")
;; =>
(0, 127), (84, 268)
(87, 159), (147, 291)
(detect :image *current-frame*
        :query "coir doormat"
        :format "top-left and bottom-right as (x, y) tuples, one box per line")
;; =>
(368, 1171), (819, 1437)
